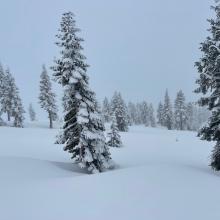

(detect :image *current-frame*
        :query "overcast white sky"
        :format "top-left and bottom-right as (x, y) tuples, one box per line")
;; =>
(0, 0), (213, 120)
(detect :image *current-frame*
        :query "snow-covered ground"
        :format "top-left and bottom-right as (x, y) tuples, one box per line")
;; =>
(0, 123), (220, 220)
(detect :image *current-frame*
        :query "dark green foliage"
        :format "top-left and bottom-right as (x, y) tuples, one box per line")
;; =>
(52, 12), (113, 173)
(39, 65), (58, 129)
(195, 2), (220, 170)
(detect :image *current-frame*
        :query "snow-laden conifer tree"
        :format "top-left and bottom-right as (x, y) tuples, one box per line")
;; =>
(39, 65), (58, 129)
(174, 90), (187, 130)
(2, 68), (16, 122)
(107, 112), (122, 148)
(157, 101), (164, 126)
(140, 101), (150, 126)
(111, 92), (129, 131)
(0, 65), (25, 127)
(0, 63), (4, 124)
(12, 86), (25, 127)
(135, 103), (143, 125)
(162, 89), (173, 130)
(149, 103), (156, 127)
(102, 97), (111, 123)
(52, 12), (113, 173)
(195, 1), (220, 170)
(0, 63), (5, 117)
(186, 102), (194, 131)
(28, 103), (36, 121)
(75, 89), (112, 173)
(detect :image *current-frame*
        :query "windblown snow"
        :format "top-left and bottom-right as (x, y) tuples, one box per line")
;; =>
(0, 122), (220, 220)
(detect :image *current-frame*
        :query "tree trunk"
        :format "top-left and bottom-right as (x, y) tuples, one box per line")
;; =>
(49, 111), (53, 129)
(180, 114), (183, 130)
(7, 111), (10, 121)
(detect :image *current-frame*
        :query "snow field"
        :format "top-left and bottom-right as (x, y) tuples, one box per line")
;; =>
(0, 124), (219, 220)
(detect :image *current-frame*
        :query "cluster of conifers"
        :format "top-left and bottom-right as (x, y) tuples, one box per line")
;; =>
(0, 65), (25, 127)
(101, 90), (209, 132)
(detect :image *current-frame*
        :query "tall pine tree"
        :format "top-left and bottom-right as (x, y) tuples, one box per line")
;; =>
(107, 112), (123, 148)
(157, 101), (163, 126)
(3, 68), (16, 122)
(12, 86), (25, 128)
(39, 65), (58, 129)
(140, 101), (150, 126)
(52, 12), (113, 173)
(111, 92), (129, 132)
(174, 90), (187, 130)
(0, 63), (5, 124)
(162, 89), (173, 130)
(135, 103), (143, 125)
(149, 103), (156, 127)
(195, 1), (220, 170)
(0, 65), (25, 127)
(102, 97), (111, 123)
(186, 102), (194, 131)
(28, 103), (36, 121)
(0, 63), (5, 117)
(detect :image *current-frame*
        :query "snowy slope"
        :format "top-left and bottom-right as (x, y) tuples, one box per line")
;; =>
(0, 124), (220, 220)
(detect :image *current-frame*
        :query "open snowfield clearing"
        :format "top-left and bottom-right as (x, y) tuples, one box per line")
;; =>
(0, 123), (220, 220)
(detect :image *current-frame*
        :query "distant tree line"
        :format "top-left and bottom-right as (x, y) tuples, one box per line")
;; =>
(102, 89), (209, 132)
(0, 58), (209, 133)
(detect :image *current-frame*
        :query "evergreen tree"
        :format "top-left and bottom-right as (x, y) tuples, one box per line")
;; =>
(0, 63), (6, 126)
(174, 90), (187, 130)
(39, 65), (58, 129)
(149, 103), (156, 127)
(186, 102), (194, 131)
(0, 65), (25, 127)
(102, 97), (111, 122)
(162, 89), (173, 130)
(3, 68), (16, 121)
(12, 86), (25, 127)
(111, 92), (129, 131)
(107, 112), (123, 148)
(0, 64), (4, 125)
(140, 101), (150, 126)
(28, 103), (36, 121)
(195, 1), (220, 170)
(136, 103), (143, 125)
(157, 101), (164, 125)
(52, 12), (113, 173)
(0, 63), (5, 117)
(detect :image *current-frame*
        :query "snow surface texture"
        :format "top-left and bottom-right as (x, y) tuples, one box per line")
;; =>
(0, 123), (220, 220)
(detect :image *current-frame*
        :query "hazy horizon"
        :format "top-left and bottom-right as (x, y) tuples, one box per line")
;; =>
(0, 0), (212, 119)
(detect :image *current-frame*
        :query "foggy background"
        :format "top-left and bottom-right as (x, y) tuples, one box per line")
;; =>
(0, 0), (212, 119)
